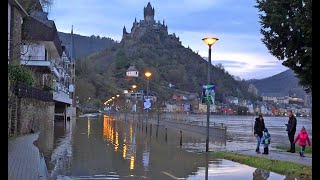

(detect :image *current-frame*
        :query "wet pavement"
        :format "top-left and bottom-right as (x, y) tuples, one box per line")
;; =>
(35, 115), (290, 179)
(8, 132), (48, 180)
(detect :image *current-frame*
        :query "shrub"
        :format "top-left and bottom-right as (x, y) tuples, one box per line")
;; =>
(8, 64), (34, 85)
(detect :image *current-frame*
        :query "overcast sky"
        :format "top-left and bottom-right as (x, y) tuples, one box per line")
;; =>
(48, 0), (288, 80)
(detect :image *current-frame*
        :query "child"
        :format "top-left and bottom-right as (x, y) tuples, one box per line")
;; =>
(293, 126), (311, 157)
(261, 128), (271, 155)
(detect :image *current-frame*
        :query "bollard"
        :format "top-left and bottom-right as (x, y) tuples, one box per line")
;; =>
(156, 125), (159, 138)
(180, 130), (182, 146)
(165, 127), (167, 142)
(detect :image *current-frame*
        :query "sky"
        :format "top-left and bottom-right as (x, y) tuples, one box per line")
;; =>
(48, 0), (288, 80)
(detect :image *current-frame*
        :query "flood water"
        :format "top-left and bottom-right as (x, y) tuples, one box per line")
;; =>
(35, 115), (288, 179)
(163, 114), (312, 151)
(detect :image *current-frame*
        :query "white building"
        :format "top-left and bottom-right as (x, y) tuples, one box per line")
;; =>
(126, 65), (139, 77)
(21, 9), (75, 120)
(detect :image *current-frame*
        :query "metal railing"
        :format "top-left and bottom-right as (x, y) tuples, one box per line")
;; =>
(14, 82), (53, 102)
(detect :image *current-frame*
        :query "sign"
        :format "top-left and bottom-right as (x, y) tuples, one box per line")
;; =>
(132, 104), (136, 112)
(144, 98), (152, 110)
(69, 84), (75, 92)
(201, 85), (215, 105)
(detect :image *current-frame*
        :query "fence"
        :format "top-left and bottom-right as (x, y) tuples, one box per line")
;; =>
(14, 82), (53, 102)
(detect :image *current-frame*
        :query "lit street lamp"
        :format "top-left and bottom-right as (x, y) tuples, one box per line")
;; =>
(132, 85), (138, 121)
(144, 71), (152, 131)
(202, 37), (219, 152)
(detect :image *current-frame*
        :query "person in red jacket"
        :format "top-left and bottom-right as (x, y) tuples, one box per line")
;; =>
(293, 126), (311, 157)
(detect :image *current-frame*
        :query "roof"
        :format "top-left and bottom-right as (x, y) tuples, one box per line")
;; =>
(127, 65), (138, 71)
(260, 92), (285, 97)
(9, 0), (28, 17)
(22, 13), (63, 56)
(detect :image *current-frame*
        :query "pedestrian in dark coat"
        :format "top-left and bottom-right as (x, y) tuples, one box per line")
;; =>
(254, 113), (265, 153)
(285, 110), (297, 153)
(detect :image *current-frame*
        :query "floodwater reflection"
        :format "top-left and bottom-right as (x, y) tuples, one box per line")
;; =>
(38, 115), (287, 179)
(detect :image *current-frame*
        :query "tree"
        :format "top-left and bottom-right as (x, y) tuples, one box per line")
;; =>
(255, 0), (312, 92)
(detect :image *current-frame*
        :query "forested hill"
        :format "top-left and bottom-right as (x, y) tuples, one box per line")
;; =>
(58, 31), (116, 59)
(75, 30), (258, 104)
(249, 69), (306, 97)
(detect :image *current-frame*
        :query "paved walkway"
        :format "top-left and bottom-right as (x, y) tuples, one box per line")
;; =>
(8, 132), (48, 180)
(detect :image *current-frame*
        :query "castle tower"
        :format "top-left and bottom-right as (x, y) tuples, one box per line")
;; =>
(144, 2), (155, 22)
(123, 26), (127, 35)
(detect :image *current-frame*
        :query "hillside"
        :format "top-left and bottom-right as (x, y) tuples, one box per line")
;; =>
(75, 31), (258, 105)
(250, 69), (306, 97)
(58, 31), (116, 59)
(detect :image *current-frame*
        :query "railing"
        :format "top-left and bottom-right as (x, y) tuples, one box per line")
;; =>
(14, 82), (53, 102)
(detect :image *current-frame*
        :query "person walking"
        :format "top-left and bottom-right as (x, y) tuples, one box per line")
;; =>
(261, 128), (271, 155)
(254, 113), (265, 154)
(293, 126), (311, 157)
(285, 110), (297, 153)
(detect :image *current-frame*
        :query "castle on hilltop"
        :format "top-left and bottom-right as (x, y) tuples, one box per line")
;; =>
(122, 2), (181, 44)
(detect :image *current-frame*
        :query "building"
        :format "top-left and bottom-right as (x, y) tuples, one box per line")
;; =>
(8, 0), (28, 64)
(21, 8), (75, 120)
(122, 2), (181, 45)
(226, 96), (239, 105)
(126, 65), (139, 77)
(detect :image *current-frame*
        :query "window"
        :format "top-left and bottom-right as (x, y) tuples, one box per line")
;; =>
(45, 48), (48, 60)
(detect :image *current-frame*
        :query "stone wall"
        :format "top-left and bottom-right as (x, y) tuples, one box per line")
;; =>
(9, 5), (23, 64)
(18, 98), (54, 135)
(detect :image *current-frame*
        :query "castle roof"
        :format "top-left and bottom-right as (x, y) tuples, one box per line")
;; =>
(146, 2), (152, 8)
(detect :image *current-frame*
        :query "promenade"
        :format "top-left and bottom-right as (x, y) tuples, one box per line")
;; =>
(8, 132), (49, 180)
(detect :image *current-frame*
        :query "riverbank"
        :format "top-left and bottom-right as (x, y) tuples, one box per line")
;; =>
(210, 151), (312, 179)
(8, 132), (49, 180)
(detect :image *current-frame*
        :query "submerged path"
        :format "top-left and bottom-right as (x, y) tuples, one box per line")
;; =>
(8, 132), (49, 180)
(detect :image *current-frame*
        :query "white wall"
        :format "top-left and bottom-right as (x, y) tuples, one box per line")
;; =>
(8, 3), (11, 62)
(126, 71), (139, 77)
(21, 43), (46, 60)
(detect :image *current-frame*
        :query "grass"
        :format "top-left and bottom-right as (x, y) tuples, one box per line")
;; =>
(210, 151), (312, 179)
(274, 145), (312, 154)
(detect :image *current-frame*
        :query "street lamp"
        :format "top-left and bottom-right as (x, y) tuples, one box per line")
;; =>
(144, 72), (152, 99)
(131, 85), (138, 120)
(202, 37), (219, 152)
(144, 71), (152, 131)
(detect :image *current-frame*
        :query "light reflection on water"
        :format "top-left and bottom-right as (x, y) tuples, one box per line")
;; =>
(37, 115), (288, 179)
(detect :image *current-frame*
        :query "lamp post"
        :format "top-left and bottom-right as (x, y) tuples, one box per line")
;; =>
(202, 37), (218, 152)
(144, 71), (152, 131)
(132, 85), (137, 121)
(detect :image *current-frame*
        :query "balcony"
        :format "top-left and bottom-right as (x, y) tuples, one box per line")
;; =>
(21, 59), (51, 67)
(53, 82), (72, 104)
